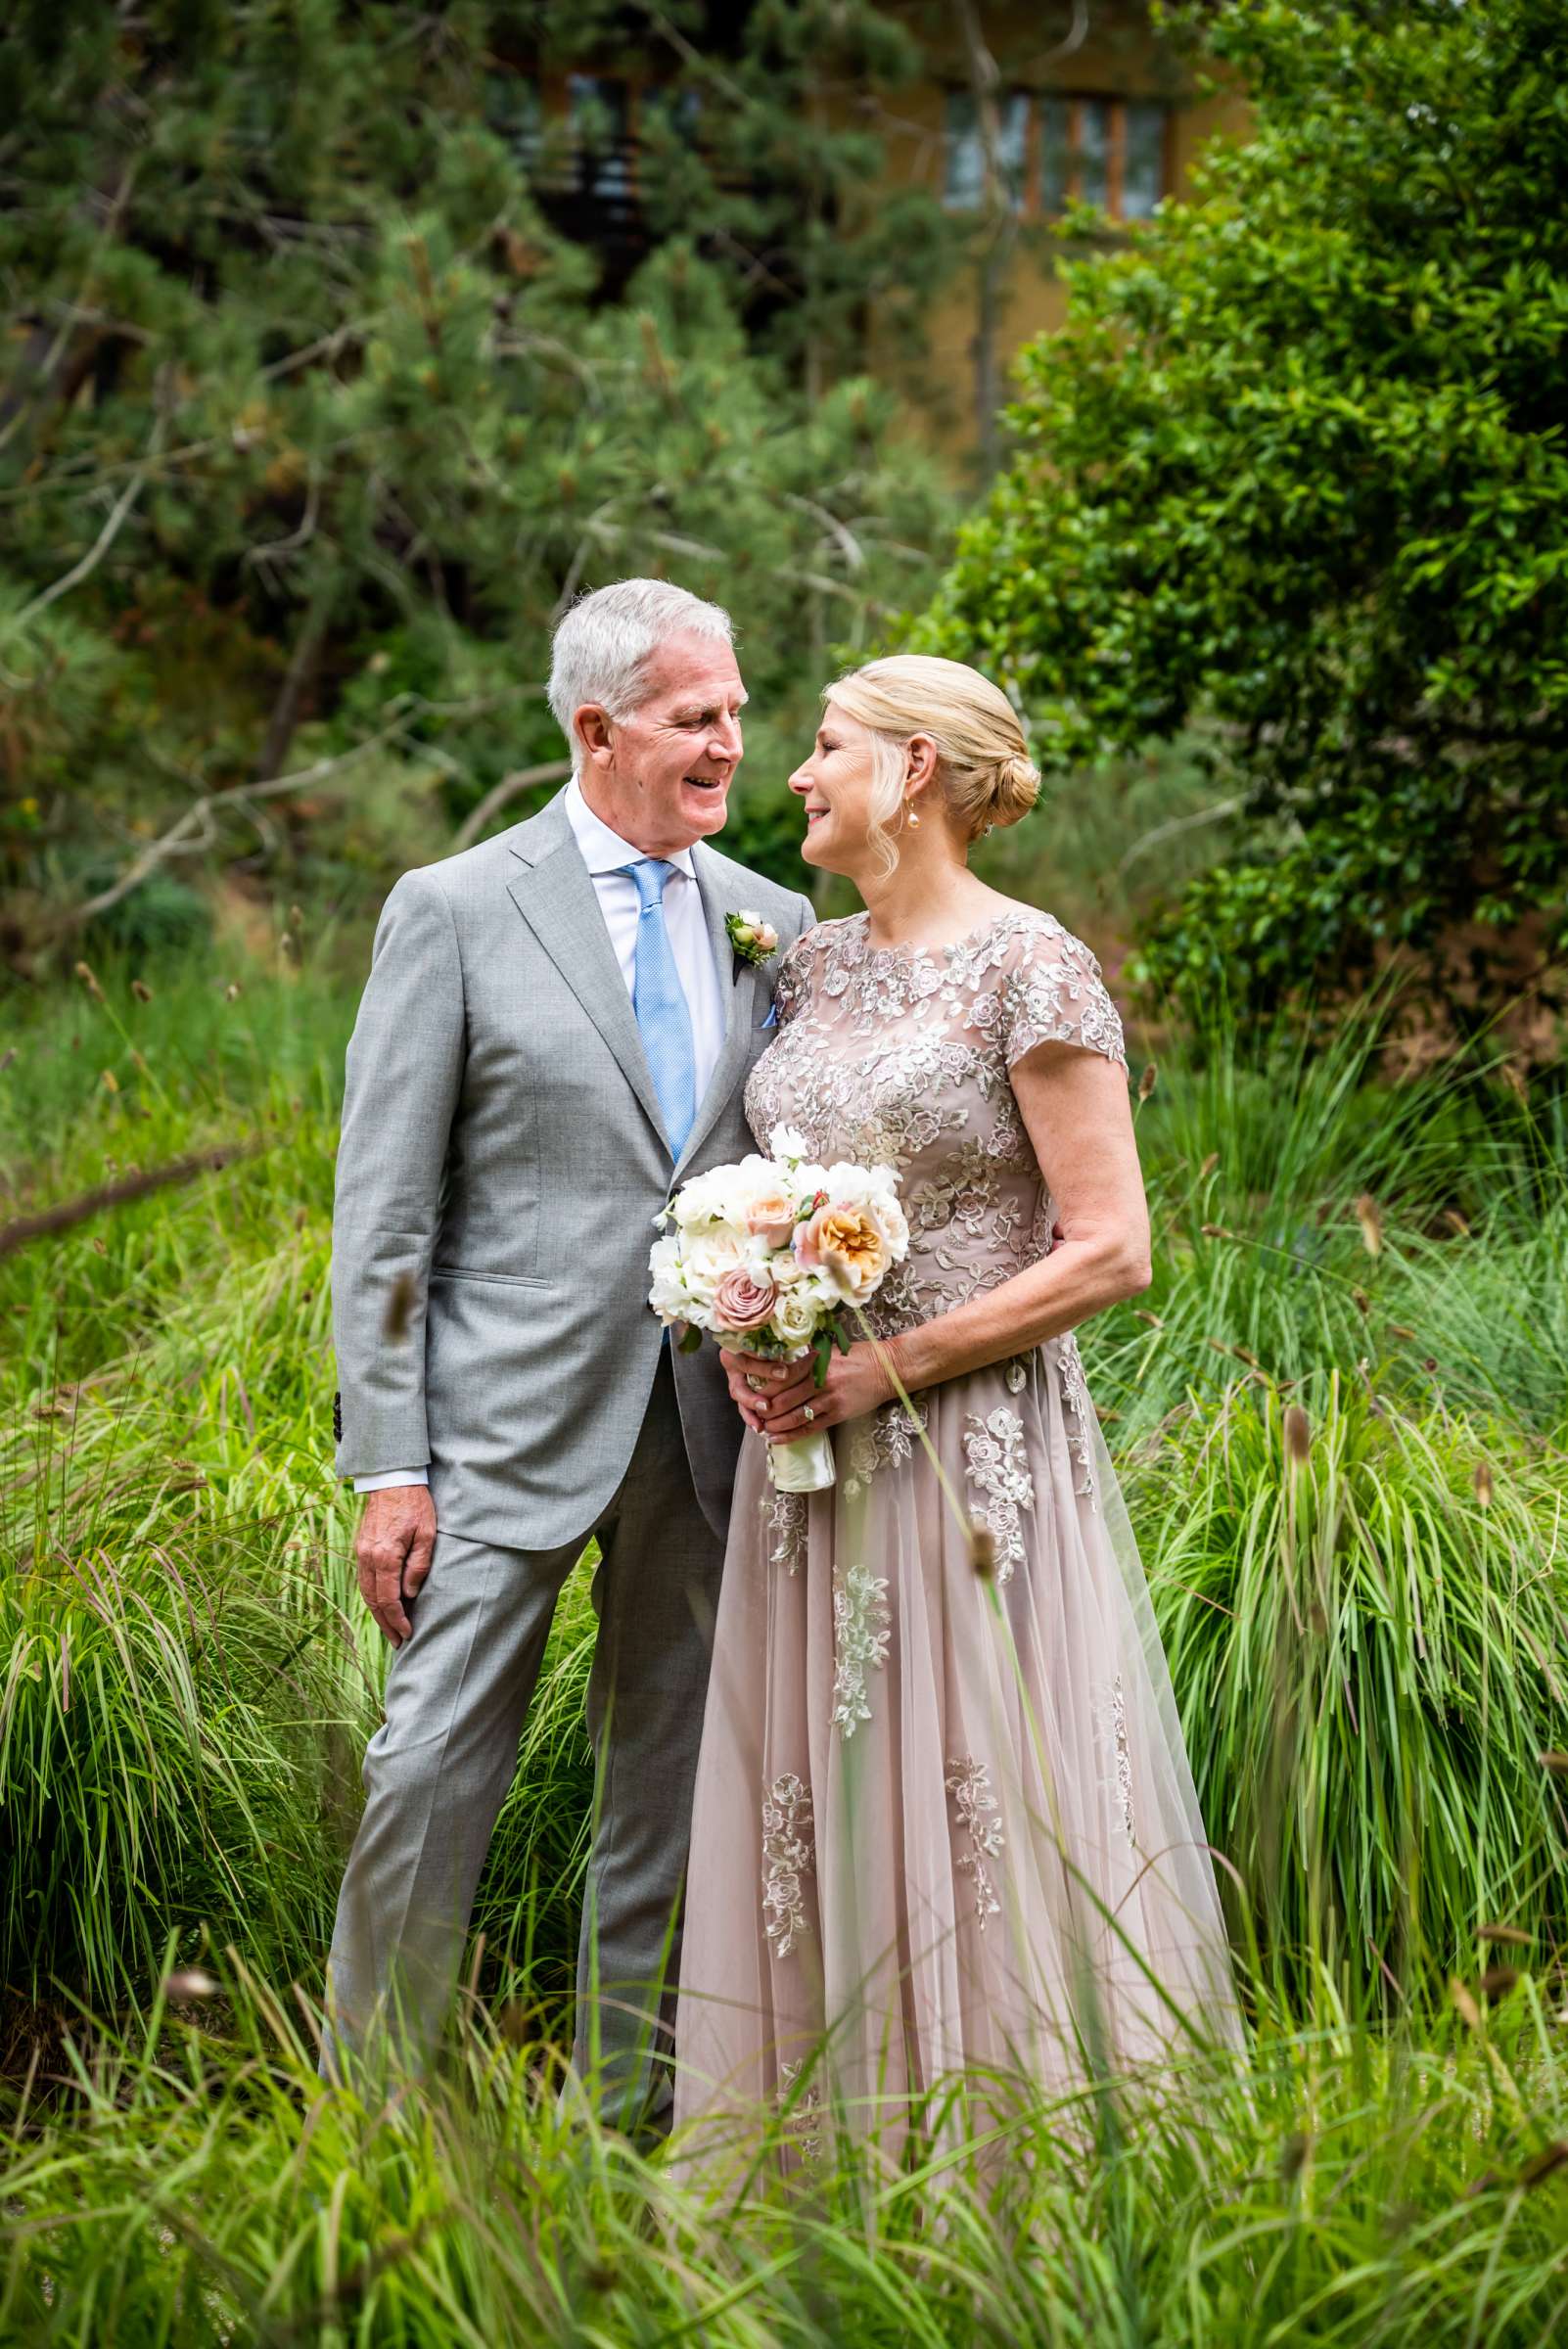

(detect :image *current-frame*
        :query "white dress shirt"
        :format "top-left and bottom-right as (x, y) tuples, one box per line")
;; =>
(354, 778), (728, 1493)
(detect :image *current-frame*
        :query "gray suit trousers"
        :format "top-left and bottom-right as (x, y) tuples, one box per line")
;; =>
(323, 1355), (723, 2122)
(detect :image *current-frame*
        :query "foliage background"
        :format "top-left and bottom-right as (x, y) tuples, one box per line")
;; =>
(912, 0), (1568, 1043)
(2, 3), (1566, 2334)
(0, 0), (967, 968)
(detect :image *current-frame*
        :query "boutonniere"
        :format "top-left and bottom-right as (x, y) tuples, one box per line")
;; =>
(724, 908), (779, 968)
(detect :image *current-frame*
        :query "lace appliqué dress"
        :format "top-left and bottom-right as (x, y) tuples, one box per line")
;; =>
(672, 911), (1238, 2158)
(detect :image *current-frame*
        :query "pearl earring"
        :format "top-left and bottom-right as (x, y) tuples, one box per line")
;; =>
(906, 800), (921, 829)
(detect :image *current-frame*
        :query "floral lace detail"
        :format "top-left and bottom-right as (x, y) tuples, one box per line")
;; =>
(1053, 1333), (1098, 1505)
(763, 1488), (807, 1576)
(761, 1773), (814, 1958)
(843, 1397), (929, 1499)
(1000, 947), (1128, 1071)
(746, 910), (1126, 1342)
(777, 2056), (824, 2163)
(831, 1562), (892, 1737)
(945, 1756), (1004, 1931)
(963, 1408), (1035, 1586)
(1093, 1678), (1136, 1843)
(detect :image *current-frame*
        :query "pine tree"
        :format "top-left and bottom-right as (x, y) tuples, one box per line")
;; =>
(0, 0), (957, 961)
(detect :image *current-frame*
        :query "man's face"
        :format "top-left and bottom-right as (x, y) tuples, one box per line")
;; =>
(576, 630), (747, 854)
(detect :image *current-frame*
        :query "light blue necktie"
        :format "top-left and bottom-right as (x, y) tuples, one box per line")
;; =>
(621, 858), (698, 1161)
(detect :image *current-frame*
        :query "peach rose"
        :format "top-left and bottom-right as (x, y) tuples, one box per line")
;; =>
(712, 1267), (779, 1333)
(794, 1203), (891, 1298)
(743, 1186), (797, 1248)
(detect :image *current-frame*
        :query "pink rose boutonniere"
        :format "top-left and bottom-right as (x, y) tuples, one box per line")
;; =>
(724, 909), (779, 968)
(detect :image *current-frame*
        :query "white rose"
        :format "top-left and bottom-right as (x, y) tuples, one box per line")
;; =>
(682, 1226), (747, 1295)
(772, 1288), (820, 1345)
(648, 1235), (688, 1316)
(820, 1161), (870, 1208)
(672, 1180), (724, 1230)
(769, 1125), (812, 1166)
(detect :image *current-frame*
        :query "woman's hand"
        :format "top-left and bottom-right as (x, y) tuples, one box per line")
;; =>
(719, 1339), (897, 1439)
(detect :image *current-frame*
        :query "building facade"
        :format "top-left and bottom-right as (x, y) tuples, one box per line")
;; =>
(486, 4), (1250, 460)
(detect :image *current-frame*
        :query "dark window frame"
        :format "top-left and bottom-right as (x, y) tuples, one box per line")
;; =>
(943, 87), (1174, 224)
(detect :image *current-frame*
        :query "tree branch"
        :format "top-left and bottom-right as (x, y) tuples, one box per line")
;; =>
(952, 0), (1021, 480)
(1113, 793), (1247, 881)
(450, 760), (573, 853)
(4, 447), (156, 637)
(0, 1141), (270, 1263)
(47, 713), (425, 938)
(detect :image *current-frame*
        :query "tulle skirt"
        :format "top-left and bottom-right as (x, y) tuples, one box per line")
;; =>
(671, 1338), (1242, 2162)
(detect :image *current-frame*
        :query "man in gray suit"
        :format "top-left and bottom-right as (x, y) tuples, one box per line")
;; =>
(325, 578), (813, 2120)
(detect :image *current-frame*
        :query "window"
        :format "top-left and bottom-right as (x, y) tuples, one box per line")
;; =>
(1123, 101), (1169, 219)
(944, 89), (1030, 211)
(641, 84), (703, 144)
(567, 73), (630, 200)
(1078, 98), (1113, 210)
(1034, 93), (1176, 221)
(1038, 96), (1073, 217)
(485, 73), (542, 170)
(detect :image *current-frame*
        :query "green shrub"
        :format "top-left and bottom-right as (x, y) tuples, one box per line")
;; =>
(911, 0), (1568, 1032)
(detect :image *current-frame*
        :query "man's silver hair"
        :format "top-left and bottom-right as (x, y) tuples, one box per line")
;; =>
(548, 578), (735, 771)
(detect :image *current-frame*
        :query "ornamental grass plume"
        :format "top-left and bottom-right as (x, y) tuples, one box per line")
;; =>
(1355, 1192), (1383, 1257)
(382, 1268), (418, 1342)
(161, 1967), (220, 2001)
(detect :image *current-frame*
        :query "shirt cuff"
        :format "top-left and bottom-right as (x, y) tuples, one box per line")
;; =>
(353, 1468), (431, 1493)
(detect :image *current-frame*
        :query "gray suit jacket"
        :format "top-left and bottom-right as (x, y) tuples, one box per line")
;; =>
(331, 793), (814, 1549)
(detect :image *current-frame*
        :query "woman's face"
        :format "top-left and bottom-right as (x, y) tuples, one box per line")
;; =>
(788, 701), (885, 876)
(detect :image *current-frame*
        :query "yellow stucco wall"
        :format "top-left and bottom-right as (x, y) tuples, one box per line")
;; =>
(863, 4), (1251, 459)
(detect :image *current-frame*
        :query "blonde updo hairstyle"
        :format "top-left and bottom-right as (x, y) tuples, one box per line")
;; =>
(825, 655), (1040, 877)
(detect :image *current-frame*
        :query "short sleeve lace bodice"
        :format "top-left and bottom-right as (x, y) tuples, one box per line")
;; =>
(747, 908), (1127, 1336)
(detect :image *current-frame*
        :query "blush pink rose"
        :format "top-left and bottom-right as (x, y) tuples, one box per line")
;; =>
(712, 1267), (779, 1334)
(743, 1185), (797, 1248)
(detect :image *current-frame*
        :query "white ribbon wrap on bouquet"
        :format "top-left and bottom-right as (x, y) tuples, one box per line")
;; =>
(766, 1427), (836, 1493)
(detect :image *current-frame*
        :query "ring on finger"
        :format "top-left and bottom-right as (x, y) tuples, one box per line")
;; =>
(745, 1373), (764, 1392)
(803, 1403), (815, 1423)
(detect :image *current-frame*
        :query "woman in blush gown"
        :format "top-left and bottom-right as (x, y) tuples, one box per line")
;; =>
(671, 656), (1240, 2164)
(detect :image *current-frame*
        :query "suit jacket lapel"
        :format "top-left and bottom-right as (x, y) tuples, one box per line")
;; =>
(674, 845), (758, 1181)
(506, 801), (670, 1152)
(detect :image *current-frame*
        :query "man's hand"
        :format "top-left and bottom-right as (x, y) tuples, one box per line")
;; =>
(355, 1485), (438, 1646)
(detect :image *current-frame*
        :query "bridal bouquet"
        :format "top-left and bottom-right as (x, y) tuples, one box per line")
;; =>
(648, 1126), (908, 1493)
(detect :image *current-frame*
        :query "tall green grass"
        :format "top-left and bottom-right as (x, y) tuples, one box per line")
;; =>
(3, 1966), (1566, 2345)
(4, 946), (1564, 2014)
(1145, 1376), (1568, 1995)
(2, 937), (1565, 2340)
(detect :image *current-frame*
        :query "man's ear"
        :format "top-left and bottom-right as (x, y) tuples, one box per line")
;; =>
(576, 705), (615, 769)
